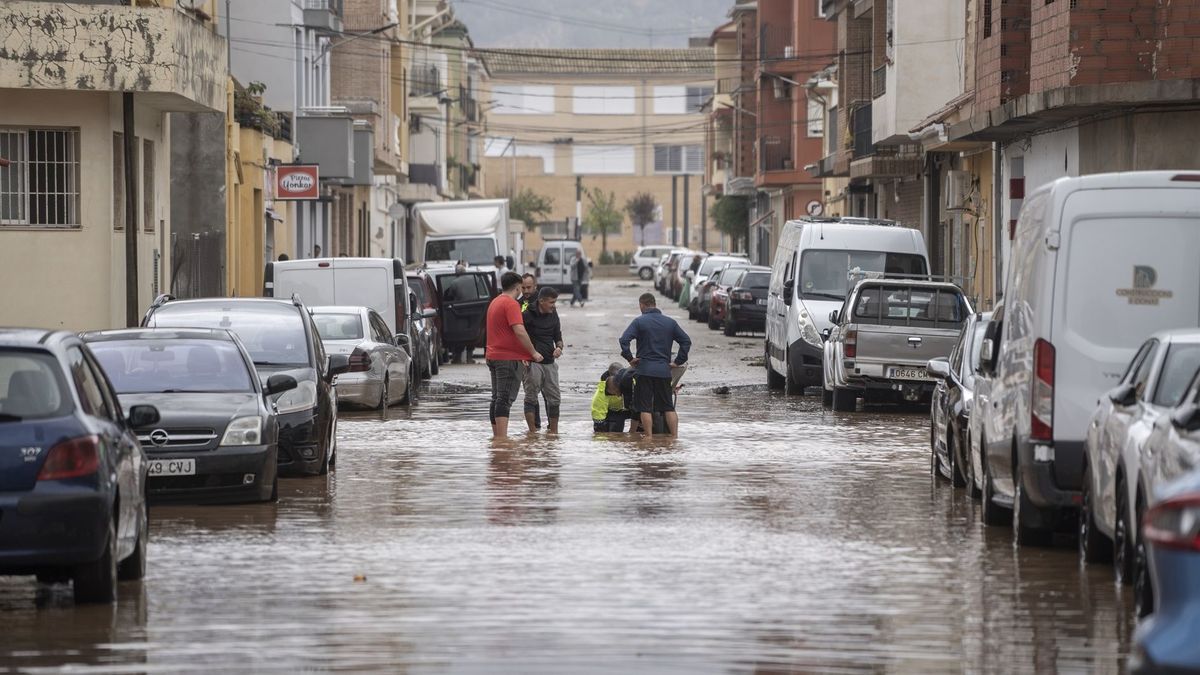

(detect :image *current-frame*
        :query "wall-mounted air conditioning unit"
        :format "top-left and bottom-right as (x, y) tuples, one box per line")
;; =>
(945, 170), (971, 211)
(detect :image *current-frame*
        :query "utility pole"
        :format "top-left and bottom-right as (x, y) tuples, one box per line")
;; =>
(671, 175), (678, 246)
(123, 93), (138, 327)
(575, 175), (583, 240)
(682, 175), (690, 248)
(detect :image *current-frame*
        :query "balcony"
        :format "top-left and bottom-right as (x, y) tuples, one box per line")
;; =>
(850, 148), (922, 179)
(410, 65), (442, 98)
(409, 163), (442, 189)
(0, 2), (226, 113)
(758, 134), (794, 172)
(872, 65), (887, 99)
(758, 24), (794, 62)
(302, 0), (344, 34)
(716, 77), (744, 95)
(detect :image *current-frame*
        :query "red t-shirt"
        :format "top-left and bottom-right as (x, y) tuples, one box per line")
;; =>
(485, 294), (529, 361)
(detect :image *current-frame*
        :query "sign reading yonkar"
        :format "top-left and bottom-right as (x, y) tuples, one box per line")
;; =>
(275, 165), (319, 200)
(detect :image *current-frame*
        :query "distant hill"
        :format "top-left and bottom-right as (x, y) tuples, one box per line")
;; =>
(452, 0), (732, 49)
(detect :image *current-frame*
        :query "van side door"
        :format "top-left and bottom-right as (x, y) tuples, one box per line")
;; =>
(436, 272), (495, 350)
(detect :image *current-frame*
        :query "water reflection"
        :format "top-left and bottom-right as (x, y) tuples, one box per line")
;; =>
(487, 446), (561, 526)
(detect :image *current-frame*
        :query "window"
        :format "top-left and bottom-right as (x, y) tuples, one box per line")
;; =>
(543, 247), (561, 265)
(653, 86), (715, 114)
(653, 144), (704, 174)
(573, 86), (635, 115)
(1130, 341), (1159, 401)
(89, 339), (256, 395)
(0, 128), (80, 228)
(852, 286), (966, 328)
(572, 145), (635, 174)
(67, 347), (112, 420)
(312, 313), (365, 341)
(0, 350), (70, 421)
(492, 85), (555, 115)
(1153, 344), (1200, 407)
(807, 97), (824, 137)
(686, 86), (714, 113)
(148, 302), (311, 367)
(143, 138), (155, 232)
(798, 250), (928, 300)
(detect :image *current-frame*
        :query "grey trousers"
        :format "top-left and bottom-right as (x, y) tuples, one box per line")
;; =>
(488, 359), (523, 423)
(523, 361), (561, 419)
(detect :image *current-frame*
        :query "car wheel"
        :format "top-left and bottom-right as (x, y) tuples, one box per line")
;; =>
(378, 376), (389, 411)
(639, 267), (653, 280)
(981, 443), (1011, 527)
(965, 433), (982, 499)
(420, 348), (433, 380)
(832, 387), (856, 412)
(766, 345), (785, 390)
(822, 387), (833, 408)
(117, 499), (148, 581)
(402, 370), (416, 406)
(723, 318), (737, 337)
(1013, 472), (1052, 547)
(1134, 504), (1154, 618)
(319, 417), (335, 476)
(73, 518), (117, 604)
(269, 474), (279, 502)
(1115, 482), (1134, 585)
(784, 352), (803, 395)
(948, 432), (967, 488)
(430, 346), (440, 376)
(1079, 463), (1112, 565)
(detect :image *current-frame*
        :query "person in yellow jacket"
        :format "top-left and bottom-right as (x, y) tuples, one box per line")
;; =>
(592, 363), (634, 432)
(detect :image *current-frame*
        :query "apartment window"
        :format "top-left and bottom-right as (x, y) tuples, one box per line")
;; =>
(653, 86), (715, 114)
(142, 139), (155, 233)
(492, 85), (555, 115)
(0, 128), (80, 229)
(807, 97), (824, 138)
(573, 86), (635, 115)
(983, 0), (993, 38)
(653, 144), (704, 174)
(572, 145), (635, 174)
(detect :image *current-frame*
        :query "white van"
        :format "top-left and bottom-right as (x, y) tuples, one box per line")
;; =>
(976, 171), (1200, 544)
(535, 240), (588, 296)
(264, 258), (431, 371)
(629, 246), (677, 280)
(765, 218), (929, 394)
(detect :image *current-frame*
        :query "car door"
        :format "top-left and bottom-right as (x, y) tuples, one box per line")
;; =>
(436, 272), (494, 349)
(541, 244), (564, 287)
(367, 311), (398, 388)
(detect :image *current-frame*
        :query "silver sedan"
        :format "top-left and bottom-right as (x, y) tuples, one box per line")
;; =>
(311, 306), (415, 409)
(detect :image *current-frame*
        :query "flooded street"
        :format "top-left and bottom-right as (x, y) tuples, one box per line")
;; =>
(1, 279), (1133, 673)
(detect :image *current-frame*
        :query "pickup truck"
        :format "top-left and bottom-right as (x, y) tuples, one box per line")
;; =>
(822, 279), (972, 411)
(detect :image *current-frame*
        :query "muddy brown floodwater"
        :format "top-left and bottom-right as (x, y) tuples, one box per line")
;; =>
(1, 279), (1133, 673)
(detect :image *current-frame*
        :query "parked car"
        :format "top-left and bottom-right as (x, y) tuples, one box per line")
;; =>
(143, 296), (349, 477)
(976, 171), (1200, 546)
(630, 246), (677, 281)
(84, 328), (296, 504)
(692, 258), (750, 321)
(264, 257), (425, 374)
(823, 279), (970, 412)
(1080, 330), (1200, 618)
(535, 240), (588, 298)
(1130, 468), (1200, 675)
(966, 307), (999, 504)
(695, 263), (740, 324)
(766, 217), (928, 394)
(714, 266), (771, 336)
(0, 329), (160, 603)
(408, 269), (445, 366)
(703, 267), (739, 329)
(310, 306), (416, 409)
(657, 252), (684, 294)
(928, 312), (991, 491)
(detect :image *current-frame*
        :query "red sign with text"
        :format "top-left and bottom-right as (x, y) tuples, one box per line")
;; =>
(275, 165), (319, 200)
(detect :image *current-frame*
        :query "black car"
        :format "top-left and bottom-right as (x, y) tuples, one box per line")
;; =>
(0, 329), (160, 603)
(83, 328), (299, 504)
(721, 266), (771, 336)
(927, 312), (990, 492)
(142, 296), (349, 477)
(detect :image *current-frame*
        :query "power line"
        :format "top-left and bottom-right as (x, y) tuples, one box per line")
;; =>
(455, 0), (705, 38)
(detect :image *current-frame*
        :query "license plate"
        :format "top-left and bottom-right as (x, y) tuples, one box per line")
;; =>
(147, 459), (195, 477)
(887, 366), (929, 380)
(757, 298), (767, 305)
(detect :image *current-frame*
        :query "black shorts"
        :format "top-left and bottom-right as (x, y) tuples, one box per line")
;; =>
(633, 375), (674, 413)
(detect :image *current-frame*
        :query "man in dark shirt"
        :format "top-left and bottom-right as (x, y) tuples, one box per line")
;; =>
(522, 287), (564, 433)
(619, 293), (691, 436)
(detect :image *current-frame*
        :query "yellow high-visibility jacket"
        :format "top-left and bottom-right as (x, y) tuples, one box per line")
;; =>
(591, 381), (627, 421)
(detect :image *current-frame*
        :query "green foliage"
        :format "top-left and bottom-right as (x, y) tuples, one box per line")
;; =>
(624, 192), (657, 227)
(233, 82), (281, 138)
(710, 195), (750, 250)
(509, 188), (555, 226)
(583, 188), (624, 253)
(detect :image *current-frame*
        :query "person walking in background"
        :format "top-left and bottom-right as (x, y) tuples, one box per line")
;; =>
(569, 251), (588, 307)
(493, 255), (510, 290)
(486, 272), (543, 438)
(619, 293), (691, 437)
(522, 287), (563, 434)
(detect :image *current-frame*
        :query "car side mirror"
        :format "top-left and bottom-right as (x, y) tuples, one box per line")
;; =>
(828, 310), (840, 324)
(421, 308), (437, 319)
(394, 333), (412, 354)
(264, 373), (298, 396)
(1171, 404), (1200, 432)
(327, 353), (351, 378)
(1108, 383), (1138, 407)
(976, 338), (994, 374)
(127, 404), (160, 428)
(927, 358), (952, 380)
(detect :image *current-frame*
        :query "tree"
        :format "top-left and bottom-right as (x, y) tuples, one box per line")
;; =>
(710, 195), (750, 252)
(509, 188), (554, 229)
(624, 192), (657, 246)
(583, 188), (624, 255)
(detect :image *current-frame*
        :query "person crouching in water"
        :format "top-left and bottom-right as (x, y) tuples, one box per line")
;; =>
(592, 363), (636, 432)
(523, 287), (563, 433)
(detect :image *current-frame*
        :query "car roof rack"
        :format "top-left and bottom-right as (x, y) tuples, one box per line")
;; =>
(848, 271), (963, 285)
(149, 293), (175, 309)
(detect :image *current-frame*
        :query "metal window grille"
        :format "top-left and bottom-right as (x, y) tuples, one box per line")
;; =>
(0, 128), (80, 228)
(113, 133), (124, 230)
(143, 138), (155, 233)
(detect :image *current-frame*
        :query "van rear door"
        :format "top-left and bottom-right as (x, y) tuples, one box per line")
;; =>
(540, 243), (566, 288)
(1054, 188), (1200, 463)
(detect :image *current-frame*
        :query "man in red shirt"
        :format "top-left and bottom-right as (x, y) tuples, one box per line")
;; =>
(487, 271), (543, 438)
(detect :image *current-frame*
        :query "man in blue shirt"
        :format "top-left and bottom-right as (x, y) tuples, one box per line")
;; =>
(619, 293), (691, 436)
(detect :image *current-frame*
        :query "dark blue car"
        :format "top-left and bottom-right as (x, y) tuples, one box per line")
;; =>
(0, 329), (159, 603)
(1132, 468), (1200, 674)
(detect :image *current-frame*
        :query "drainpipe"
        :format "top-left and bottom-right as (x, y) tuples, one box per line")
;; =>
(124, 93), (138, 326)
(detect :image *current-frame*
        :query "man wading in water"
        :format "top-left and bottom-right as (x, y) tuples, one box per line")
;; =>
(486, 272), (543, 438)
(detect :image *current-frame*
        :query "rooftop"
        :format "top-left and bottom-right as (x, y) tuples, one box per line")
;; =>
(483, 48), (714, 76)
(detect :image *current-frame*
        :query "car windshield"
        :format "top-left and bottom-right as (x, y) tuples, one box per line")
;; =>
(799, 250), (928, 300)
(90, 339), (255, 394)
(425, 238), (496, 266)
(0, 350), (71, 421)
(1153, 344), (1200, 407)
(699, 258), (740, 276)
(742, 272), (770, 288)
(312, 313), (364, 341)
(149, 303), (310, 367)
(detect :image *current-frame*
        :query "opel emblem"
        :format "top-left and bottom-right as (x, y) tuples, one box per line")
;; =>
(149, 429), (170, 446)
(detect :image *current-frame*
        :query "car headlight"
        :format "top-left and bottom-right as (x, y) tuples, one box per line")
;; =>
(220, 416), (263, 446)
(798, 310), (822, 347)
(274, 380), (318, 414)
